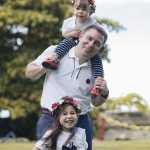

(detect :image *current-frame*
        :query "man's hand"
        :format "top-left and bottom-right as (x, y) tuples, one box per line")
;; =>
(44, 52), (59, 63)
(91, 77), (109, 107)
(93, 77), (109, 96)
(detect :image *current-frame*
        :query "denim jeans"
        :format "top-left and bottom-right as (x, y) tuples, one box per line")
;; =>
(36, 113), (94, 150)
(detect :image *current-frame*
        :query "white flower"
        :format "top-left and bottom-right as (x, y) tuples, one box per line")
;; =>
(58, 99), (64, 105)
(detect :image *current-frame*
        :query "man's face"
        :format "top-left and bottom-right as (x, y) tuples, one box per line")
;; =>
(77, 28), (104, 60)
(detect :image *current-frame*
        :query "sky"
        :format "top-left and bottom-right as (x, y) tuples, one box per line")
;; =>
(94, 0), (150, 105)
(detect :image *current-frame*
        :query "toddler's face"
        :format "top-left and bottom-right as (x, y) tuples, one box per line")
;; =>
(73, 5), (91, 23)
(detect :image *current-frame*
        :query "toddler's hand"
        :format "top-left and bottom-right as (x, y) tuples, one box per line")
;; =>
(70, 30), (81, 37)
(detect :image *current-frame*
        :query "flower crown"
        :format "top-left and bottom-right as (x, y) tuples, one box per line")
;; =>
(50, 98), (81, 115)
(72, 0), (96, 13)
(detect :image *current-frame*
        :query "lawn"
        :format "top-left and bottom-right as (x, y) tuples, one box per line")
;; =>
(0, 140), (150, 150)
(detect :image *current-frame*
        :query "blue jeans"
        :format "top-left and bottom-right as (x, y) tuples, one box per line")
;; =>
(36, 113), (94, 150)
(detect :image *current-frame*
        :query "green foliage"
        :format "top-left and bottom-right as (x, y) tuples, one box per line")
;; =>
(89, 107), (100, 120)
(89, 107), (101, 138)
(95, 18), (126, 33)
(109, 93), (148, 113)
(0, 0), (72, 119)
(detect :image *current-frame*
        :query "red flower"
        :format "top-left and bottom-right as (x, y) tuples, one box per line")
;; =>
(51, 103), (58, 110)
(89, 0), (95, 4)
(72, 100), (78, 106)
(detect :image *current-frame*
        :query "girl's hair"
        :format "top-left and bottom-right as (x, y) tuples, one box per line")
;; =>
(43, 96), (80, 150)
(72, 0), (96, 15)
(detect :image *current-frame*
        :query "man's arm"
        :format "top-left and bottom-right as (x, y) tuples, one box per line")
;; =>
(25, 51), (58, 80)
(91, 92), (108, 107)
(25, 61), (48, 80)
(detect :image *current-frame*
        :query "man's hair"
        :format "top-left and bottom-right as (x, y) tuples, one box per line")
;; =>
(84, 25), (108, 45)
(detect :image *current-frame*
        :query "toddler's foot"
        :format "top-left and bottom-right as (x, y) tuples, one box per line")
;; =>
(90, 87), (100, 96)
(42, 60), (58, 70)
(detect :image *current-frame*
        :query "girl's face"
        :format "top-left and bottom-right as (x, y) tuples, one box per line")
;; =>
(60, 105), (78, 132)
(73, 5), (91, 23)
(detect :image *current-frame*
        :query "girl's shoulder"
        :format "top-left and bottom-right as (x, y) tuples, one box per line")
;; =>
(87, 16), (98, 23)
(76, 127), (86, 133)
(43, 129), (52, 138)
(64, 16), (75, 22)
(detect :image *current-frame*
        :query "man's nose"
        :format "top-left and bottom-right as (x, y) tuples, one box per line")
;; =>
(88, 40), (94, 47)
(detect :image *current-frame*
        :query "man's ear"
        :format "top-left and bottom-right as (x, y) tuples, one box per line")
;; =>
(78, 32), (83, 40)
(99, 45), (106, 55)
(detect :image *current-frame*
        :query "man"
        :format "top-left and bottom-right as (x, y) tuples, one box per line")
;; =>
(26, 25), (109, 150)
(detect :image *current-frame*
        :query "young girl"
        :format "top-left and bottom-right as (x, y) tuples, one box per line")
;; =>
(32, 97), (88, 150)
(42, 0), (106, 96)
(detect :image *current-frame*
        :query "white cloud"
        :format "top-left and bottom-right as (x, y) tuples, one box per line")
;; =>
(0, 110), (10, 118)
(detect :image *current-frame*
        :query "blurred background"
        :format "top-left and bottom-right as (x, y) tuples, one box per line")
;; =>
(0, 0), (150, 144)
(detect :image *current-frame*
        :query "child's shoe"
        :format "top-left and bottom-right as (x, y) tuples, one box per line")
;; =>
(90, 87), (100, 96)
(42, 60), (58, 70)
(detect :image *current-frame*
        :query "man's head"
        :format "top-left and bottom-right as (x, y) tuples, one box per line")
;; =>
(76, 25), (108, 64)
(84, 25), (107, 45)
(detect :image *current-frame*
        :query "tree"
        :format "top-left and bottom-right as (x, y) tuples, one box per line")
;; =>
(98, 93), (148, 114)
(0, 0), (72, 119)
(110, 93), (148, 113)
(0, 0), (125, 139)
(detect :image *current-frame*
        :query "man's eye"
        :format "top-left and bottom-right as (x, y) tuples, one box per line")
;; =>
(96, 43), (100, 47)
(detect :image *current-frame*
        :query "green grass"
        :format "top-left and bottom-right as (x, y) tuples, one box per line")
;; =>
(0, 140), (150, 150)
(93, 140), (150, 150)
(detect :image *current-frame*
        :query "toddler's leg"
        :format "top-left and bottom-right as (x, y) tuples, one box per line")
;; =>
(42, 38), (77, 70)
(90, 53), (104, 95)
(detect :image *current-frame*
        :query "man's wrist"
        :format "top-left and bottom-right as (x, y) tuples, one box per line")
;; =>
(101, 90), (109, 99)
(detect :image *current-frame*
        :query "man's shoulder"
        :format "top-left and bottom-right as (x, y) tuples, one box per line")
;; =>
(45, 45), (57, 52)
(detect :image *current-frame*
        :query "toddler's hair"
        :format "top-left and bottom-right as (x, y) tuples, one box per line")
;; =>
(72, 0), (96, 14)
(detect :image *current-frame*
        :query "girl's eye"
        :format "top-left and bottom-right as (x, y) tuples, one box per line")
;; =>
(71, 112), (76, 115)
(62, 113), (67, 115)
